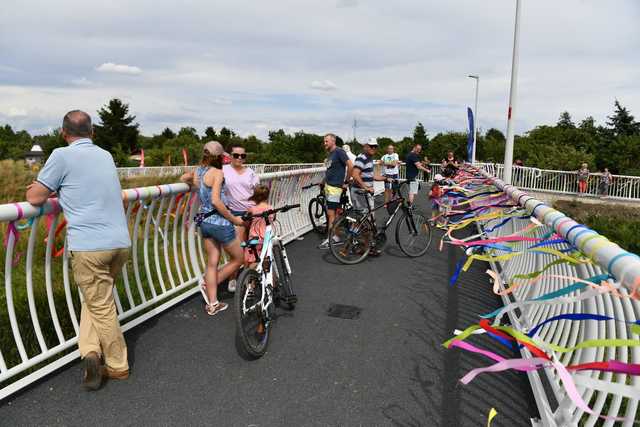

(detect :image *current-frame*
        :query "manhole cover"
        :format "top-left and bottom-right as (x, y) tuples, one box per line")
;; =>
(327, 304), (361, 320)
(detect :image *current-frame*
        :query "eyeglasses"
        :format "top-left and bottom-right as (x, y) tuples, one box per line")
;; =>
(232, 153), (247, 159)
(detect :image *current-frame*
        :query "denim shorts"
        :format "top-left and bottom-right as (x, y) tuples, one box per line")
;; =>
(200, 222), (236, 245)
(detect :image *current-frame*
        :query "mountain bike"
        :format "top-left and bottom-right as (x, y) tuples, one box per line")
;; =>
(301, 183), (350, 234)
(234, 204), (300, 360)
(328, 180), (432, 264)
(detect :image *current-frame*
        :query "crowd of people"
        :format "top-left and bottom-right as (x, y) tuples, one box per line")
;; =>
(23, 109), (469, 392)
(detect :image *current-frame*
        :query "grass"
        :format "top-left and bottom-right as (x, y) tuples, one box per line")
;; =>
(554, 200), (640, 255)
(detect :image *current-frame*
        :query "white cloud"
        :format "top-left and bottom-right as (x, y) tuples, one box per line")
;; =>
(71, 77), (94, 86)
(310, 80), (337, 91)
(8, 107), (27, 117)
(96, 62), (142, 75)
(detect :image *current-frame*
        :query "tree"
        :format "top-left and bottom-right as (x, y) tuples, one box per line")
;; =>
(413, 122), (428, 146)
(93, 98), (140, 165)
(218, 127), (235, 145)
(557, 111), (575, 129)
(178, 127), (199, 140)
(607, 100), (640, 137)
(204, 126), (217, 140)
(161, 127), (176, 139)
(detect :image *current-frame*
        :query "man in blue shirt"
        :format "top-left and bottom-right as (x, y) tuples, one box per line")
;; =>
(319, 133), (353, 249)
(405, 144), (431, 206)
(26, 110), (131, 390)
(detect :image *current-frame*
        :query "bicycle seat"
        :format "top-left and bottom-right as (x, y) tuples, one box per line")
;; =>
(240, 237), (261, 248)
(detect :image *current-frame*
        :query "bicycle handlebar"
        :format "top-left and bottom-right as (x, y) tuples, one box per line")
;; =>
(301, 183), (322, 190)
(241, 204), (301, 222)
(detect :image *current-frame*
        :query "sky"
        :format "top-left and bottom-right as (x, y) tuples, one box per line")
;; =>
(1, 0), (639, 141)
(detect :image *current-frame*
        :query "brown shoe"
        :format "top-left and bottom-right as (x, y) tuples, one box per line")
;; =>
(82, 352), (103, 391)
(103, 367), (130, 380)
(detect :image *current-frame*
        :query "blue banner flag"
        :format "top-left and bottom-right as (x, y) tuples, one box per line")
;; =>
(467, 107), (474, 162)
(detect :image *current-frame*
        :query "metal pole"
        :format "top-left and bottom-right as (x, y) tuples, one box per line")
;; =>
(503, 0), (522, 185)
(468, 75), (480, 164)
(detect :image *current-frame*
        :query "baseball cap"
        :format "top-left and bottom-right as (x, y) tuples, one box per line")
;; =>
(360, 137), (378, 146)
(203, 140), (224, 156)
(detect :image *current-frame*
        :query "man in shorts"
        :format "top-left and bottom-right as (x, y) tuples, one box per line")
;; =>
(380, 144), (400, 204)
(319, 133), (353, 249)
(405, 144), (431, 206)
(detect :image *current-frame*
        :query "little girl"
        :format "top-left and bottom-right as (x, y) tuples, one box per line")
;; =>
(244, 185), (273, 267)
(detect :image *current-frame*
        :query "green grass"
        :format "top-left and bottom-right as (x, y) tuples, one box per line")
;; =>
(554, 200), (640, 255)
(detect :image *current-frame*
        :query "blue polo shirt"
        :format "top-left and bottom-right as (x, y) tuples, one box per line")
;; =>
(37, 138), (131, 251)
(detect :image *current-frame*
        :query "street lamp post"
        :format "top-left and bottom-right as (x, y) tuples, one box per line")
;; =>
(503, 0), (522, 184)
(468, 75), (479, 164)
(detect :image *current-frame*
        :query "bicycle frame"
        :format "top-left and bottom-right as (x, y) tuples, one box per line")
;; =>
(240, 219), (291, 320)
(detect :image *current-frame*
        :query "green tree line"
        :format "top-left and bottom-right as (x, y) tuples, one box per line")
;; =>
(2, 98), (639, 174)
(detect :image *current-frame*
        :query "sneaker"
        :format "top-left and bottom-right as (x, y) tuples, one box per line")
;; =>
(82, 352), (103, 391)
(318, 239), (329, 250)
(331, 235), (342, 244)
(205, 301), (228, 316)
(228, 279), (237, 292)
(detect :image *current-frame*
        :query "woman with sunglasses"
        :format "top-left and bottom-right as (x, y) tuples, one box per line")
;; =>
(222, 143), (260, 290)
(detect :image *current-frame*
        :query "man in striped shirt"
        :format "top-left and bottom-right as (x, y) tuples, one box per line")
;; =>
(351, 138), (389, 214)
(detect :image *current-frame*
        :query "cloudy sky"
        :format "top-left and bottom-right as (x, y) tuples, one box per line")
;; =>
(1, 0), (638, 141)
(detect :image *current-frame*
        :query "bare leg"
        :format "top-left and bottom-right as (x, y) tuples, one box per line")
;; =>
(203, 239), (221, 304)
(327, 208), (336, 234)
(217, 238), (244, 284)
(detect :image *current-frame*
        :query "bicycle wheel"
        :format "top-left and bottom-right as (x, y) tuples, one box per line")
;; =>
(308, 196), (327, 234)
(395, 210), (432, 257)
(273, 241), (296, 310)
(234, 268), (270, 359)
(329, 212), (374, 265)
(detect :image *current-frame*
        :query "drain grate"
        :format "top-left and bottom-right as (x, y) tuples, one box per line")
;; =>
(327, 304), (361, 320)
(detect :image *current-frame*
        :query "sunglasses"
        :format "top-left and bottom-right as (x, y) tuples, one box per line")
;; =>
(232, 153), (247, 159)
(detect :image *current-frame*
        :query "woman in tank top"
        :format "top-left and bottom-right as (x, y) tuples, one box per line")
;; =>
(181, 141), (244, 316)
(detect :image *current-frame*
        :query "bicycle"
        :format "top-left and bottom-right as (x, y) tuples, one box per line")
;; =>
(301, 183), (350, 234)
(234, 204), (300, 360)
(328, 180), (432, 264)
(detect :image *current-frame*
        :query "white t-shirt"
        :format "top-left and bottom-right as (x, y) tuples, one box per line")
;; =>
(381, 153), (399, 175)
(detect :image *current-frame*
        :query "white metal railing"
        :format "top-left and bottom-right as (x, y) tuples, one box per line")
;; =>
(479, 170), (640, 426)
(0, 166), (325, 400)
(492, 164), (640, 201)
(117, 164), (324, 179)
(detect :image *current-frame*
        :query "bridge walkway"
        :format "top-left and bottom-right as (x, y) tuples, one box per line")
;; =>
(0, 201), (538, 426)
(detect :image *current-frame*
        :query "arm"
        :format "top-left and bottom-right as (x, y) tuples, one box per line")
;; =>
(207, 169), (243, 226)
(26, 181), (54, 206)
(180, 171), (195, 186)
(28, 150), (62, 206)
(351, 167), (372, 193)
(345, 159), (353, 185)
(416, 161), (431, 173)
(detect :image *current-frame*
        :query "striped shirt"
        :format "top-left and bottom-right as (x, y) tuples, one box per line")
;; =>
(353, 153), (374, 191)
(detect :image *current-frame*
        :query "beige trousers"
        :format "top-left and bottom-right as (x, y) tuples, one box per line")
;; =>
(71, 248), (130, 372)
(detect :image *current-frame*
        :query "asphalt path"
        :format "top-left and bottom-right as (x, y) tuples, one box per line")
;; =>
(0, 198), (538, 426)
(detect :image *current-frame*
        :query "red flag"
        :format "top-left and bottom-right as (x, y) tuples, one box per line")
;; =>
(182, 148), (188, 166)
(140, 149), (145, 167)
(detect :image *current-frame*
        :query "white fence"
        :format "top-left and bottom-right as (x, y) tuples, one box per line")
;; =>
(117, 164), (324, 179)
(0, 166), (325, 400)
(479, 170), (640, 426)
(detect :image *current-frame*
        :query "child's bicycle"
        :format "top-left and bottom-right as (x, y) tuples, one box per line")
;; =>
(234, 204), (300, 360)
